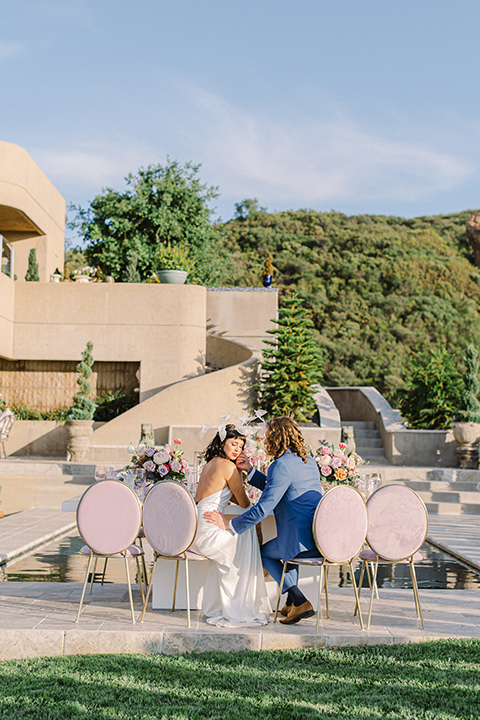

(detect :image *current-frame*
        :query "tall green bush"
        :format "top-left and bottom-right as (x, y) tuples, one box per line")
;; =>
(256, 291), (323, 422)
(70, 342), (97, 420)
(455, 344), (480, 423)
(396, 349), (463, 429)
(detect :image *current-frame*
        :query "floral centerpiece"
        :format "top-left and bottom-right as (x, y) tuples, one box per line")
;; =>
(126, 438), (189, 484)
(72, 265), (97, 282)
(314, 441), (365, 488)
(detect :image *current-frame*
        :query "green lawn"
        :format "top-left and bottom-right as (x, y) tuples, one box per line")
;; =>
(0, 640), (479, 719)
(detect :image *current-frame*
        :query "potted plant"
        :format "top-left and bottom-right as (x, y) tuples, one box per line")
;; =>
(262, 254), (273, 288)
(66, 341), (97, 461)
(451, 344), (480, 467)
(72, 266), (96, 283)
(155, 242), (194, 284)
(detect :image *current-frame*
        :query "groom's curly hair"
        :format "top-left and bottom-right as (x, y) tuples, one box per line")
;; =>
(204, 424), (245, 463)
(265, 416), (308, 463)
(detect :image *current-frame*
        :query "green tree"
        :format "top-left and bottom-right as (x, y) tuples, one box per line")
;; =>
(455, 344), (480, 422)
(70, 341), (97, 420)
(256, 291), (323, 422)
(25, 248), (39, 282)
(396, 349), (463, 429)
(69, 160), (227, 285)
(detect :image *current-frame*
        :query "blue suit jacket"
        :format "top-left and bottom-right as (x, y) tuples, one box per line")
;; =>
(231, 451), (322, 563)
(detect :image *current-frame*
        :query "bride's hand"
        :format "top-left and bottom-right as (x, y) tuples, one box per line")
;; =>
(203, 510), (230, 530)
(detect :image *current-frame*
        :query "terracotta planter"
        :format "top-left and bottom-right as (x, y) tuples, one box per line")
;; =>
(66, 419), (93, 461)
(156, 270), (188, 284)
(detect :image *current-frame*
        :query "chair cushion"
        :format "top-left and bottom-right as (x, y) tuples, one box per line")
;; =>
(359, 547), (423, 563)
(366, 485), (428, 560)
(314, 485), (368, 562)
(79, 544), (144, 558)
(143, 481), (198, 556)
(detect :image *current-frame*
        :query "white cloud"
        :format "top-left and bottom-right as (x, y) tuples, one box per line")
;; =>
(0, 42), (25, 60)
(33, 140), (160, 192)
(186, 88), (474, 208)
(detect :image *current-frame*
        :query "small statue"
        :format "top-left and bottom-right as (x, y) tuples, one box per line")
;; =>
(341, 426), (356, 455)
(139, 423), (154, 446)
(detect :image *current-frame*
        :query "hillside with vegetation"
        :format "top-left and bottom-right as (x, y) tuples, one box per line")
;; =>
(219, 206), (480, 404)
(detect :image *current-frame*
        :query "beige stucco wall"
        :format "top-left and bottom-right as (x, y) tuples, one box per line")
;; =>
(0, 141), (65, 281)
(9, 282), (207, 400)
(0, 271), (14, 359)
(207, 288), (278, 352)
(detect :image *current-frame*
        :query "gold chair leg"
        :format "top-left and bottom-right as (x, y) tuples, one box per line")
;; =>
(76, 553), (94, 622)
(409, 559), (425, 628)
(89, 556), (98, 593)
(274, 562), (288, 623)
(172, 558), (180, 612)
(124, 553), (136, 624)
(324, 565), (330, 619)
(100, 558), (108, 586)
(137, 536), (148, 592)
(185, 558), (191, 628)
(140, 555), (158, 622)
(371, 562), (379, 599)
(135, 557), (145, 603)
(367, 559), (379, 629)
(354, 560), (366, 617)
(316, 564), (325, 634)
(350, 560), (364, 630)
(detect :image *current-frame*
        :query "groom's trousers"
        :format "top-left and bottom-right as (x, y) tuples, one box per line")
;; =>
(261, 537), (318, 592)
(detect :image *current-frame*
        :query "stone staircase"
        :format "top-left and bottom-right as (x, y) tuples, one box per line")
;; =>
(348, 421), (388, 464)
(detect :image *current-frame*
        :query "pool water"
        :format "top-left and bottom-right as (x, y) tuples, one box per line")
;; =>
(1, 533), (479, 590)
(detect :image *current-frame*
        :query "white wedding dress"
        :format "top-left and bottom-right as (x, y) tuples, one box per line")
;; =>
(192, 486), (271, 627)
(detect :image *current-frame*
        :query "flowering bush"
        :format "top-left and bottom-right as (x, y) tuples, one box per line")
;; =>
(127, 438), (189, 483)
(314, 442), (365, 486)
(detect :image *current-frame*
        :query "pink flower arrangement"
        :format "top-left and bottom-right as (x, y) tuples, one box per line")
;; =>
(127, 439), (189, 483)
(314, 441), (364, 486)
(243, 433), (269, 471)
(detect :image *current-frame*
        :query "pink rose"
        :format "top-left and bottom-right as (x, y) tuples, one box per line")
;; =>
(158, 465), (169, 476)
(164, 444), (174, 455)
(321, 465), (332, 477)
(143, 460), (156, 472)
(181, 459), (189, 470)
(153, 451), (170, 465)
(318, 456), (331, 467)
(346, 456), (356, 471)
(320, 445), (331, 455)
(330, 457), (342, 469)
(170, 459), (181, 473)
(145, 447), (155, 457)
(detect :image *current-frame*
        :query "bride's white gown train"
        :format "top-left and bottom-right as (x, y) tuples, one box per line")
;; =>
(192, 486), (271, 627)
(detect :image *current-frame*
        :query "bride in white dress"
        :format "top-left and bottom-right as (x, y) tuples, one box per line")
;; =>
(191, 424), (271, 627)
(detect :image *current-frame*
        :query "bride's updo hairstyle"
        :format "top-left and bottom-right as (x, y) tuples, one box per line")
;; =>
(265, 416), (308, 463)
(204, 424), (246, 463)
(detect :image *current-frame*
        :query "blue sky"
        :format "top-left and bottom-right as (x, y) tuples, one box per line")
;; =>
(2, 0), (480, 242)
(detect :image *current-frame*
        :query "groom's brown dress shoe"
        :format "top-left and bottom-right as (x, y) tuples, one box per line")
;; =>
(279, 600), (315, 625)
(280, 603), (292, 617)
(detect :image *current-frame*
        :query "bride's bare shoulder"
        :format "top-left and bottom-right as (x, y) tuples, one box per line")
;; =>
(207, 456), (236, 473)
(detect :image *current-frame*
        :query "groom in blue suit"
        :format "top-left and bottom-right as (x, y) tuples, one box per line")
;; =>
(205, 416), (322, 624)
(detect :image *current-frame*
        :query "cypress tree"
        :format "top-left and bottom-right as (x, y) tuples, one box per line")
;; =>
(456, 344), (480, 423)
(70, 341), (97, 420)
(25, 248), (39, 281)
(256, 291), (323, 422)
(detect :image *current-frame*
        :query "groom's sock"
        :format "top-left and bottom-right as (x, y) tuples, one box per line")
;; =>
(288, 585), (308, 607)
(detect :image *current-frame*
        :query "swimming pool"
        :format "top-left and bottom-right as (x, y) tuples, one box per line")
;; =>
(1, 532), (479, 590)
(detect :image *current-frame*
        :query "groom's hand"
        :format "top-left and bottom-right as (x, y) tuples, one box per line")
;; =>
(236, 451), (252, 474)
(203, 510), (230, 531)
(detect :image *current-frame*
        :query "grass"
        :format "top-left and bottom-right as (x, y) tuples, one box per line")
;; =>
(0, 640), (479, 719)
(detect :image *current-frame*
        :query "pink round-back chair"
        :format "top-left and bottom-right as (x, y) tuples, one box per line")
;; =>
(274, 485), (368, 632)
(358, 484), (428, 629)
(140, 480), (206, 627)
(76, 479), (144, 624)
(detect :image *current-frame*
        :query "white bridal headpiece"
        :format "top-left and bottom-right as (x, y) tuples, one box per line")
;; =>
(200, 410), (267, 442)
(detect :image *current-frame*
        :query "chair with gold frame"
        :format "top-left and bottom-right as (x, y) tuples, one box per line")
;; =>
(274, 485), (368, 632)
(357, 484), (428, 629)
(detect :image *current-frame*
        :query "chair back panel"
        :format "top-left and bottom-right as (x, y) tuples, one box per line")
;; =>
(366, 485), (428, 560)
(313, 485), (368, 563)
(76, 480), (142, 555)
(142, 481), (197, 557)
